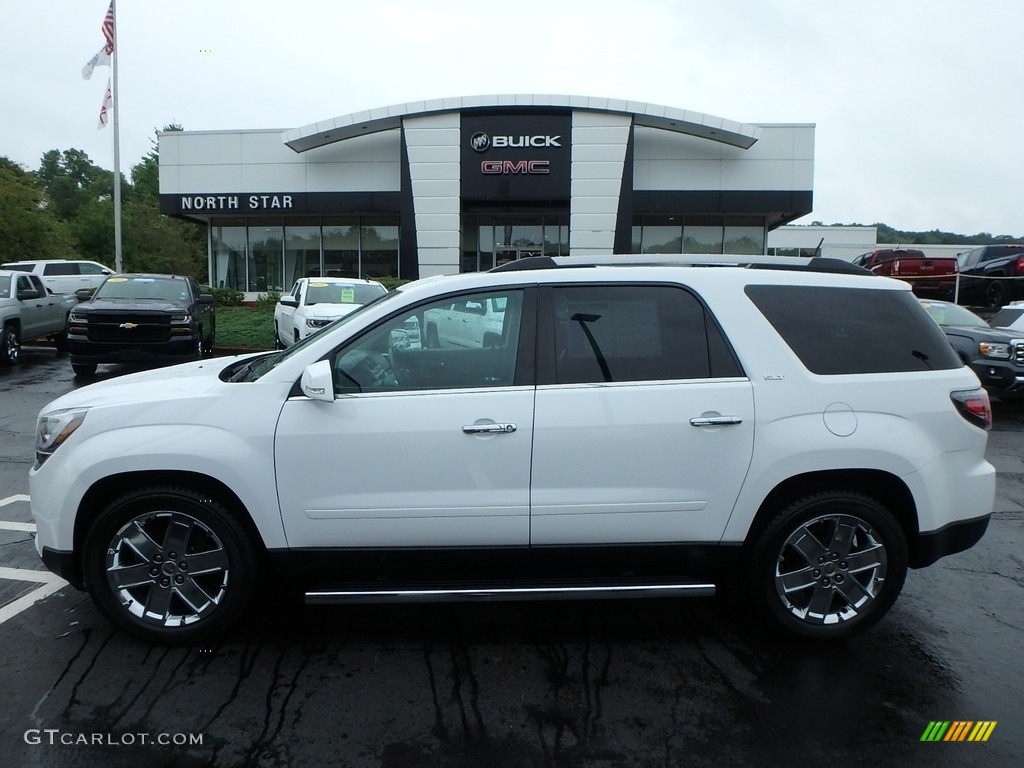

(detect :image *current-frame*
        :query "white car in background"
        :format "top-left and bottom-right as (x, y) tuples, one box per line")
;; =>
(275, 277), (387, 347)
(988, 301), (1024, 332)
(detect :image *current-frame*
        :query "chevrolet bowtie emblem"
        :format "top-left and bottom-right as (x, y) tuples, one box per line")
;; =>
(119, 322), (138, 329)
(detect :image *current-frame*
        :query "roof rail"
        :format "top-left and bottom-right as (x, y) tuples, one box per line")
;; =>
(490, 254), (871, 276)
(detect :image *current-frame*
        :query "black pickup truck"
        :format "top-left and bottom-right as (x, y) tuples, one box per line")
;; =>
(66, 274), (215, 376)
(955, 244), (1024, 307)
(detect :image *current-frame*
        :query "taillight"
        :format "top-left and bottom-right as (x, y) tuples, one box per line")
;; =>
(951, 388), (992, 430)
(1015, 256), (1024, 275)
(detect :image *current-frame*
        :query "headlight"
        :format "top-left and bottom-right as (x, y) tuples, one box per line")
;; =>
(69, 311), (87, 323)
(978, 341), (1011, 359)
(170, 313), (192, 324)
(36, 408), (89, 467)
(306, 318), (331, 328)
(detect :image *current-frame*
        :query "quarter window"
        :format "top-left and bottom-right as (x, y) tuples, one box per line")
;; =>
(745, 285), (962, 374)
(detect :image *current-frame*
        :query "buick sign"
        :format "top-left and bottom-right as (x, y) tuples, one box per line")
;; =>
(470, 133), (561, 152)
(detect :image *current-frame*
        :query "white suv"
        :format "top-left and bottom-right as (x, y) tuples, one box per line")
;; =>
(1, 259), (113, 295)
(30, 255), (995, 643)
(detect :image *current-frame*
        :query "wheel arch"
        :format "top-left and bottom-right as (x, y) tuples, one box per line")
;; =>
(742, 469), (918, 555)
(72, 469), (269, 584)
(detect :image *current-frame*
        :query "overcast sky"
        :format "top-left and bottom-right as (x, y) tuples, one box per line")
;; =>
(6, 0), (1024, 236)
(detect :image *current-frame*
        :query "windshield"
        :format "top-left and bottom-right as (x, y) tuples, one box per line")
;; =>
(95, 276), (190, 301)
(305, 281), (386, 306)
(225, 290), (401, 382)
(918, 300), (987, 328)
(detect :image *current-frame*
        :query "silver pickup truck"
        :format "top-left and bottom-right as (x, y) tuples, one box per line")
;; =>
(0, 269), (77, 365)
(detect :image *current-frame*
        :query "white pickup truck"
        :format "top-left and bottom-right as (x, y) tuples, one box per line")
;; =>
(0, 269), (77, 365)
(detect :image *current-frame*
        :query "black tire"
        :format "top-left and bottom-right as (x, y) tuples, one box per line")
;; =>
(984, 278), (1006, 308)
(71, 362), (97, 377)
(747, 491), (907, 641)
(53, 329), (69, 353)
(0, 324), (19, 366)
(275, 324), (285, 350)
(82, 486), (259, 644)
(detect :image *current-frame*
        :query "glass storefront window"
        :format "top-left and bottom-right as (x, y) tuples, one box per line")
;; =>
(361, 219), (400, 278)
(323, 218), (359, 278)
(462, 213), (568, 271)
(684, 225), (724, 254)
(284, 222), (322, 286)
(211, 219), (247, 291)
(724, 225), (765, 255)
(642, 225), (683, 254)
(247, 219), (284, 292)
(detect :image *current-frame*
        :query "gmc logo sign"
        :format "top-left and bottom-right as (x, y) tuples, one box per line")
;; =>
(481, 160), (550, 175)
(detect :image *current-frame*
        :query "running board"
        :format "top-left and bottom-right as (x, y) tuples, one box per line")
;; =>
(306, 581), (716, 605)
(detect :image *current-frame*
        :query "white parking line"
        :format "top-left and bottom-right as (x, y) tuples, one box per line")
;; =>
(0, 566), (67, 626)
(0, 521), (36, 532)
(0, 495), (64, 624)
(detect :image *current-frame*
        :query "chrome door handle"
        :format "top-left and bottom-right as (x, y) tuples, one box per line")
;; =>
(463, 423), (517, 434)
(689, 416), (743, 426)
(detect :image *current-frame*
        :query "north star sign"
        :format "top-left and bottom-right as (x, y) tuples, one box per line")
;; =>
(179, 194), (295, 211)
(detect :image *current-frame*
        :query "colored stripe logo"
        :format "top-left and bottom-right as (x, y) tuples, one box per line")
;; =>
(920, 721), (997, 742)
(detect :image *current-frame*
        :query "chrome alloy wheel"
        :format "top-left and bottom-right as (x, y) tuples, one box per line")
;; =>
(773, 513), (888, 625)
(105, 511), (230, 627)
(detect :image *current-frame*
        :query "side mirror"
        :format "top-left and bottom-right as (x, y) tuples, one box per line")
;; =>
(75, 288), (96, 302)
(279, 295), (299, 308)
(17, 288), (41, 301)
(196, 295), (214, 305)
(300, 359), (335, 402)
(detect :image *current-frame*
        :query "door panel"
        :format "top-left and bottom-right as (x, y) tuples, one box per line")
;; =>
(275, 389), (534, 548)
(531, 380), (754, 544)
(275, 286), (534, 550)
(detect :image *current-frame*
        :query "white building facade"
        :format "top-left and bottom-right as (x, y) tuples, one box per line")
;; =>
(158, 95), (815, 292)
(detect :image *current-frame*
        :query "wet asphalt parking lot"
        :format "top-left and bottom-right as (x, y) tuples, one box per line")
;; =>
(0, 345), (1021, 768)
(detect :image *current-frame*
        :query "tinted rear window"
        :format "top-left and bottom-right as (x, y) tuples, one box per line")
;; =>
(745, 285), (961, 374)
(1, 263), (33, 272)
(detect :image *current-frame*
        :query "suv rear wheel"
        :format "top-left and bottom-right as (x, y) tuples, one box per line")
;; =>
(748, 491), (907, 640)
(83, 486), (258, 643)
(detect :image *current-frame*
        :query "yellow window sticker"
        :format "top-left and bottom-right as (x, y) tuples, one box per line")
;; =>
(309, 282), (328, 287)
(107, 277), (128, 282)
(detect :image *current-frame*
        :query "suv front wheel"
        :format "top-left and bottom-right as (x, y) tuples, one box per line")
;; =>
(748, 491), (908, 641)
(83, 486), (258, 643)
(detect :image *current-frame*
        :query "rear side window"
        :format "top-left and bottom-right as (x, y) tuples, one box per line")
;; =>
(745, 285), (962, 374)
(539, 284), (742, 384)
(43, 262), (78, 276)
(2, 263), (33, 272)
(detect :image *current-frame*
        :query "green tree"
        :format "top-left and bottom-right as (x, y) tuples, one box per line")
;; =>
(0, 156), (73, 262)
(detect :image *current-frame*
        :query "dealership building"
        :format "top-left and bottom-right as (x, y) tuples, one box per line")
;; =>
(158, 94), (815, 293)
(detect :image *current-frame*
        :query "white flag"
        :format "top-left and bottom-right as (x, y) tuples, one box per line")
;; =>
(82, 46), (111, 80)
(97, 78), (112, 130)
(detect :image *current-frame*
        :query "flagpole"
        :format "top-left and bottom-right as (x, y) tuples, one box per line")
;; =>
(111, 0), (123, 272)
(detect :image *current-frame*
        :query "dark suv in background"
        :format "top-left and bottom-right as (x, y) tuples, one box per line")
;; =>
(67, 274), (215, 376)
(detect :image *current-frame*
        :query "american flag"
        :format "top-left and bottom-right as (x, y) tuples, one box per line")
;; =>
(102, 1), (115, 55)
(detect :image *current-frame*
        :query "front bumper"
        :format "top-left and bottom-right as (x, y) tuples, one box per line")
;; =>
(68, 336), (200, 365)
(39, 546), (84, 590)
(967, 360), (1024, 399)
